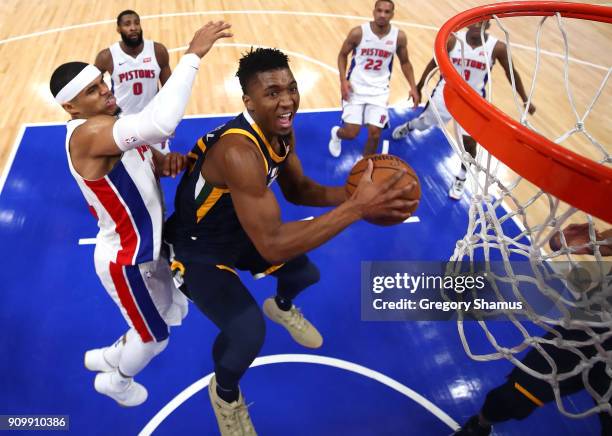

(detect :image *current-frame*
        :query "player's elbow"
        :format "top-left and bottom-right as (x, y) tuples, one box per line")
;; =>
(256, 237), (291, 265)
(257, 243), (287, 266)
(282, 189), (302, 206)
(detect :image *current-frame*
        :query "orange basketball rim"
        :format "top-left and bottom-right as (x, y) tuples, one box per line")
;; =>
(435, 1), (612, 223)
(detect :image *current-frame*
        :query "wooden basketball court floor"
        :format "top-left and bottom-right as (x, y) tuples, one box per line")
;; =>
(0, 1), (610, 435)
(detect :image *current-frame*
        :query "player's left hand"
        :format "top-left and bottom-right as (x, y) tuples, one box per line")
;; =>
(162, 152), (189, 178)
(409, 88), (421, 107)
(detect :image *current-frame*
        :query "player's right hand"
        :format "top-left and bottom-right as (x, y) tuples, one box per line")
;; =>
(186, 21), (233, 58)
(350, 159), (418, 222)
(341, 79), (352, 102)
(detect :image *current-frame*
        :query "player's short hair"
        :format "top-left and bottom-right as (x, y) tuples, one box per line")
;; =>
(49, 62), (89, 98)
(375, 0), (395, 10)
(117, 9), (139, 26)
(236, 47), (290, 94)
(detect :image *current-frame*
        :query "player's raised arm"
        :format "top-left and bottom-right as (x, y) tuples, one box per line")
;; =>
(68, 21), (232, 158)
(94, 48), (113, 76)
(223, 139), (415, 264)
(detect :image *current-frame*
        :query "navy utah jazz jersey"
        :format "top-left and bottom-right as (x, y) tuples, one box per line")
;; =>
(165, 110), (292, 264)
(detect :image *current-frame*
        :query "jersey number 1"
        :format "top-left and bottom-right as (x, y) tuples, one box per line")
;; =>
(364, 58), (383, 71)
(133, 82), (143, 95)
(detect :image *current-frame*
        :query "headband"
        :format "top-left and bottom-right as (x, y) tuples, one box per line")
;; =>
(54, 64), (102, 104)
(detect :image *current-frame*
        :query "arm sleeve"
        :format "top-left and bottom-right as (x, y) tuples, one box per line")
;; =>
(112, 53), (200, 151)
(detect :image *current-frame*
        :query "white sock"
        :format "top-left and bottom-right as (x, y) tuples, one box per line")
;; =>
(110, 369), (131, 389)
(331, 126), (340, 140)
(118, 329), (168, 377)
(458, 167), (467, 180)
(102, 334), (126, 368)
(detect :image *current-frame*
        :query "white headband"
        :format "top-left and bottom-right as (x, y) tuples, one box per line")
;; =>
(54, 64), (102, 104)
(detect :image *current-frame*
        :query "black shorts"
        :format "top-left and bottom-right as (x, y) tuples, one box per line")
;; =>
(508, 327), (612, 404)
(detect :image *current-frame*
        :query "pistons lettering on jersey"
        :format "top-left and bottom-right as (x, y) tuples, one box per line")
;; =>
(451, 58), (486, 70)
(360, 48), (392, 58)
(118, 69), (157, 83)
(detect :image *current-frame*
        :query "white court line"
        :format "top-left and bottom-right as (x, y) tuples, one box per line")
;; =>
(0, 10), (606, 71)
(1, 108), (342, 197)
(78, 215), (418, 244)
(0, 11), (436, 46)
(381, 139), (390, 154)
(184, 106), (341, 119)
(138, 353), (459, 435)
(18, 107), (340, 128)
(169, 44), (339, 74)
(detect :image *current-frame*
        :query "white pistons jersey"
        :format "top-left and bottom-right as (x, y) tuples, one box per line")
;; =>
(445, 31), (498, 95)
(347, 23), (399, 96)
(65, 119), (164, 265)
(109, 39), (161, 114)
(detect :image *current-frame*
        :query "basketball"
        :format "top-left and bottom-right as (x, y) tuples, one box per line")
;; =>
(345, 154), (421, 226)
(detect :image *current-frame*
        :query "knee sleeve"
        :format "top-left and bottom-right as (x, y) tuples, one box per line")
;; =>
(223, 304), (266, 365)
(119, 329), (169, 376)
(482, 382), (539, 423)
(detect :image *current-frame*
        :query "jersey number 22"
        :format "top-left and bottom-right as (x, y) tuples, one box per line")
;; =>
(364, 58), (382, 71)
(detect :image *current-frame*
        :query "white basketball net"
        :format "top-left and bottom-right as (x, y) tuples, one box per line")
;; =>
(426, 12), (612, 418)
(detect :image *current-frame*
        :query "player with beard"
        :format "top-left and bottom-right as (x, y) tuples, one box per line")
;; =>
(95, 10), (172, 153)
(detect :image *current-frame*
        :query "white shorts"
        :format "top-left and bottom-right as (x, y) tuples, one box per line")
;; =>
(94, 255), (187, 343)
(421, 85), (453, 126)
(420, 84), (467, 136)
(342, 92), (389, 128)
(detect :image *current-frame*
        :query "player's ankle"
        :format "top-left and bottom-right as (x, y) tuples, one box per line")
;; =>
(478, 414), (492, 428)
(274, 295), (292, 311)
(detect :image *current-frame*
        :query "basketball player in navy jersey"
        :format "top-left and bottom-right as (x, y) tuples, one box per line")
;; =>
(455, 223), (612, 436)
(393, 20), (536, 199)
(165, 47), (418, 435)
(328, 0), (420, 157)
(95, 10), (172, 152)
(50, 21), (231, 407)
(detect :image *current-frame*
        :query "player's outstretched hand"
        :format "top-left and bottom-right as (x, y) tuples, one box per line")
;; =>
(161, 152), (189, 178)
(350, 159), (418, 223)
(186, 21), (233, 58)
